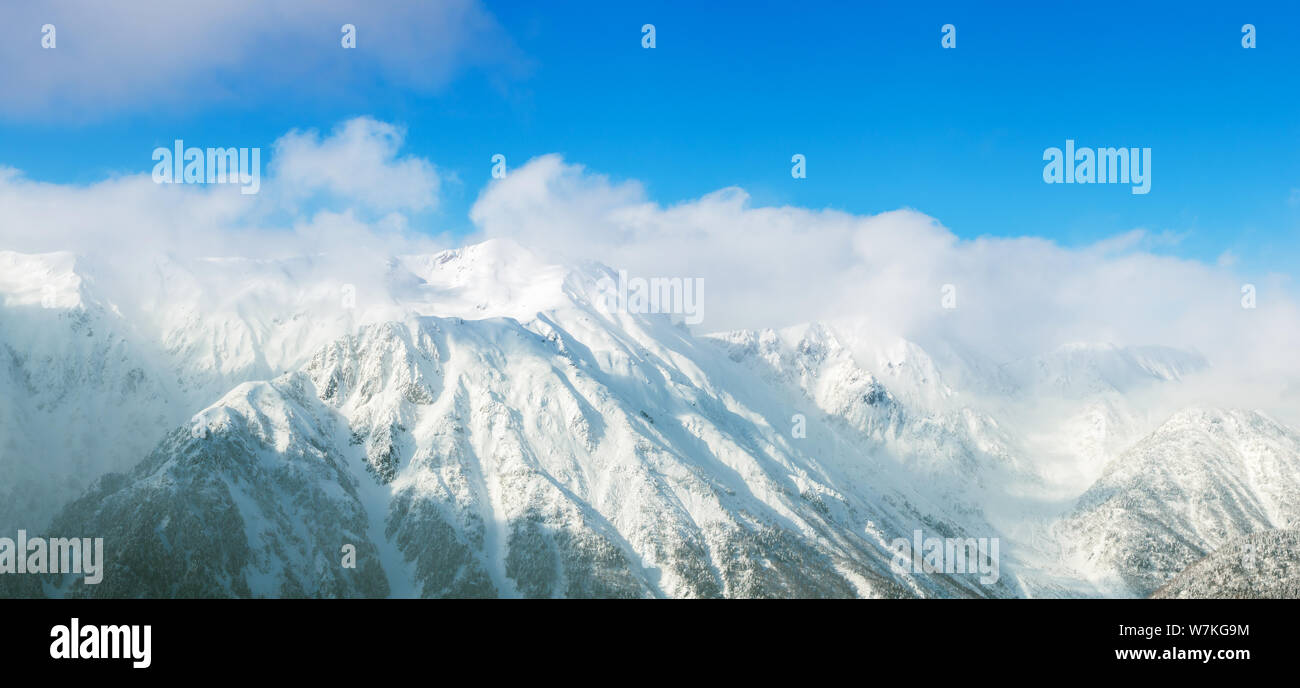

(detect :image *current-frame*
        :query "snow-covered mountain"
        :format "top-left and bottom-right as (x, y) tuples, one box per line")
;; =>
(1153, 526), (1300, 598)
(2, 239), (1297, 598)
(1002, 343), (1206, 399)
(0, 241), (565, 534)
(0, 251), (181, 532)
(1060, 408), (1300, 597)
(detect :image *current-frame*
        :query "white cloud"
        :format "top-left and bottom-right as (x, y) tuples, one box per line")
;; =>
(0, 0), (525, 119)
(0, 117), (446, 266)
(470, 155), (1300, 397)
(271, 118), (440, 213)
(4, 125), (1300, 418)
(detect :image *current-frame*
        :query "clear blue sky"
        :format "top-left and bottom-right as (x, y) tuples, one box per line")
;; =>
(3, 1), (1299, 271)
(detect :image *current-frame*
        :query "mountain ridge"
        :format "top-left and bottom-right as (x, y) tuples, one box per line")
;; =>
(2, 240), (1295, 598)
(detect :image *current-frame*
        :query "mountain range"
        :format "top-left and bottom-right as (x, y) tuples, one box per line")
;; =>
(1, 239), (1295, 598)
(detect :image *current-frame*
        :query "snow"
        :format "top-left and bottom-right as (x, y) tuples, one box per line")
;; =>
(3, 238), (1297, 598)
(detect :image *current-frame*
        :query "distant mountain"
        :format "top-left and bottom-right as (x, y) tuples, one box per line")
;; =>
(2, 239), (1295, 598)
(0, 251), (180, 532)
(1002, 342), (1206, 399)
(1061, 408), (1300, 597)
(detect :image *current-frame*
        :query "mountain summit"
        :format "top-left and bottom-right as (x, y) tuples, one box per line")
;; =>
(2, 240), (1295, 598)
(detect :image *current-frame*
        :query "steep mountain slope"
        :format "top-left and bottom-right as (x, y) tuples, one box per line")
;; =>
(28, 242), (1031, 598)
(1060, 408), (1300, 597)
(1152, 526), (1300, 598)
(4, 239), (1293, 599)
(46, 313), (1017, 598)
(0, 242), (542, 534)
(39, 373), (391, 598)
(706, 324), (1022, 506)
(0, 251), (182, 532)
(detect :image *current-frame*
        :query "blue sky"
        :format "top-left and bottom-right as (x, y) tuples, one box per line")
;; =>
(2, 1), (1299, 272)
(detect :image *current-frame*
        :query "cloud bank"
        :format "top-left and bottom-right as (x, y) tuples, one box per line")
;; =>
(0, 117), (447, 306)
(469, 154), (1300, 398)
(2, 119), (1298, 417)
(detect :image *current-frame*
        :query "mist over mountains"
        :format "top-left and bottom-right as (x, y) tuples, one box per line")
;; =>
(2, 237), (1296, 598)
(1, 115), (1297, 598)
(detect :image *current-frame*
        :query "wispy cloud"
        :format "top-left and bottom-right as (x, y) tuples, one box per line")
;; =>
(0, 0), (526, 120)
(271, 118), (441, 214)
